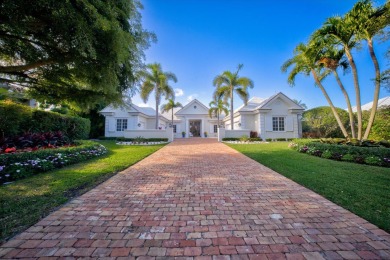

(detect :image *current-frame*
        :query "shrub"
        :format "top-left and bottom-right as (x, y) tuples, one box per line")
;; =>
(0, 140), (107, 184)
(276, 138), (287, 141)
(0, 100), (90, 140)
(240, 135), (249, 142)
(222, 138), (240, 141)
(0, 100), (31, 138)
(295, 141), (390, 167)
(249, 137), (262, 142)
(265, 138), (272, 142)
(112, 137), (168, 142)
(0, 131), (70, 152)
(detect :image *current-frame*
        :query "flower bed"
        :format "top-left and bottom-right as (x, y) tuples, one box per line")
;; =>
(0, 131), (71, 154)
(289, 139), (390, 167)
(0, 140), (107, 184)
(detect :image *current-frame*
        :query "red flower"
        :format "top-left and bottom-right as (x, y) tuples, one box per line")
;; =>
(5, 147), (16, 153)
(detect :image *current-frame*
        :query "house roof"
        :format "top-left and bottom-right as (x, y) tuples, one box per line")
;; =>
(351, 96), (390, 112)
(234, 92), (304, 113)
(175, 99), (209, 115)
(100, 102), (169, 121)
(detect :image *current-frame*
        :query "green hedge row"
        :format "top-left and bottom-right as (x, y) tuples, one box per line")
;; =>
(290, 140), (390, 167)
(0, 140), (107, 184)
(222, 137), (263, 142)
(99, 137), (169, 142)
(0, 100), (90, 140)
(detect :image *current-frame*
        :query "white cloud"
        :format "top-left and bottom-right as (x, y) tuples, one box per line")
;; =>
(187, 94), (199, 102)
(174, 88), (184, 97)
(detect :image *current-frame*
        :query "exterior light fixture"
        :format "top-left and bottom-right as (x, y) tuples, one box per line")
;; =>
(137, 123), (141, 127)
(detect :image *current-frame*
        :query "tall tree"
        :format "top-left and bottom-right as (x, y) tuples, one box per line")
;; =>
(209, 98), (229, 128)
(161, 98), (183, 128)
(312, 36), (357, 138)
(282, 43), (350, 138)
(139, 63), (177, 129)
(0, 0), (155, 107)
(213, 64), (254, 130)
(315, 16), (363, 139)
(348, 0), (390, 139)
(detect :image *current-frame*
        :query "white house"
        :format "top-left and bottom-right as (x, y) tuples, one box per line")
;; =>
(351, 96), (390, 112)
(99, 92), (304, 140)
(100, 103), (170, 138)
(223, 92), (305, 140)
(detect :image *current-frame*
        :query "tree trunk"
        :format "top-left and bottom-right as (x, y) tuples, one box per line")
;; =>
(155, 92), (159, 129)
(345, 46), (362, 140)
(230, 86), (234, 130)
(217, 111), (220, 128)
(363, 39), (381, 140)
(171, 109), (174, 128)
(333, 70), (356, 138)
(311, 69), (349, 138)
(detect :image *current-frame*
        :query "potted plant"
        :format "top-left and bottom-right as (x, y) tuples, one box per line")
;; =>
(204, 131), (208, 138)
(182, 131), (186, 138)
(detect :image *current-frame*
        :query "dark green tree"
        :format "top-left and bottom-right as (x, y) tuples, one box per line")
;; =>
(0, 0), (155, 107)
(302, 106), (350, 138)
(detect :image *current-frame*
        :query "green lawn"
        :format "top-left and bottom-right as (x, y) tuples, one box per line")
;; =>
(227, 142), (390, 232)
(0, 141), (164, 243)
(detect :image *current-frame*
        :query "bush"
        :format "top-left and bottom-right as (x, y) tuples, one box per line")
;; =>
(114, 137), (168, 142)
(296, 141), (390, 167)
(240, 135), (249, 142)
(276, 138), (287, 141)
(249, 137), (262, 142)
(265, 138), (272, 142)
(0, 140), (107, 184)
(0, 100), (90, 140)
(0, 100), (31, 138)
(0, 131), (70, 152)
(222, 138), (240, 141)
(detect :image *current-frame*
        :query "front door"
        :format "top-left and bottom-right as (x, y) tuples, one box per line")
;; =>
(189, 120), (201, 137)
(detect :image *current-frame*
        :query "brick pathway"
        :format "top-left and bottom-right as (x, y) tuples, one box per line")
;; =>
(1, 138), (390, 259)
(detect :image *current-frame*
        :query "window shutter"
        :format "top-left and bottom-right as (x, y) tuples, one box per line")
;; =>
(108, 118), (116, 132)
(286, 116), (294, 131)
(266, 117), (273, 131)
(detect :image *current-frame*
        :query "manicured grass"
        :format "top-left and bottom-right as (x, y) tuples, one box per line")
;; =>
(228, 142), (390, 232)
(0, 141), (164, 243)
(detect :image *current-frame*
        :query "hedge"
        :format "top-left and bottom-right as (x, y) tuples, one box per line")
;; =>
(0, 140), (107, 184)
(99, 137), (169, 142)
(222, 137), (263, 142)
(0, 100), (90, 140)
(290, 140), (390, 167)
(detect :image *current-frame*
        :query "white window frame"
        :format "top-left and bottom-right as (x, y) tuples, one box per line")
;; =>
(272, 117), (285, 132)
(116, 119), (128, 132)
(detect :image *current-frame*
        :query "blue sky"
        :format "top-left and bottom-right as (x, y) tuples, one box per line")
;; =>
(132, 0), (389, 110)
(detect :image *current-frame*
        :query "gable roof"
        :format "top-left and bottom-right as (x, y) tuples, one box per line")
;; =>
(235, 92), (305, 113)
(175, 99), (209, 115)
(100, 103), (169, 120)
(351, 96), (390, 112)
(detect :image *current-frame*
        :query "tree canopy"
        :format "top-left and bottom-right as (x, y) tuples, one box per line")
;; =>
(0, 0), (155, 108)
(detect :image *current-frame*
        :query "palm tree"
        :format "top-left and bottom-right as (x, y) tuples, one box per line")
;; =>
(312, 36), (357, 138)
(282, 42), (349, 138)
(161, 98), (183, 128)
(209, 97), (229, 128)
(315, 16), (363, 139)
(213, 64), (254, 130)
(348, 0), (389, 139)
(138, 63), (177, 129)
(292, 99), (308, 110)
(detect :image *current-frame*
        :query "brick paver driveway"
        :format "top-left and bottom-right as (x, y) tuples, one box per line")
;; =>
(1, 138), (390, 259)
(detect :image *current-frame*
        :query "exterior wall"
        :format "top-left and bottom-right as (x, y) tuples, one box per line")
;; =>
(124, 128), (173, 142)
(217, 128), (251, 141)
(259, 98), (300, 140)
